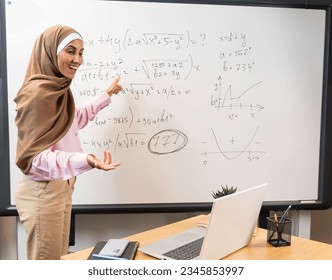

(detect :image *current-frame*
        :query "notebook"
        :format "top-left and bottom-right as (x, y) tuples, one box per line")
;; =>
(139, 183), (267, 260)
(88, 241), (140, 260)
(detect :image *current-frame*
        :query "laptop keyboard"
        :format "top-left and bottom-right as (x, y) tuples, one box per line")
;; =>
(163, 237), (204, 260)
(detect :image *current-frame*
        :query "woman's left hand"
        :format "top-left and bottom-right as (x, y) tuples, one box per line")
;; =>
(87, 151), (121, 171)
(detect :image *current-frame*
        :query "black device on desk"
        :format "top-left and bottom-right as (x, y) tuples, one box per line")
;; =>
(88, 240), (139, 260)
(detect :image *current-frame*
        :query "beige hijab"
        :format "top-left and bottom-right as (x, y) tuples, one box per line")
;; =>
(14, 26), (81, 174)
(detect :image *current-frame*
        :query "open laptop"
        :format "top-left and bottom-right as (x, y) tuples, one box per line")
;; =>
(139, 183), (267, 260)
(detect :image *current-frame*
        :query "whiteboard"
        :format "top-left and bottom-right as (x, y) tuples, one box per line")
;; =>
(5, 0), (326, 205)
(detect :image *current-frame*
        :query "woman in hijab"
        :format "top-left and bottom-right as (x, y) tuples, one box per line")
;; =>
(14, 25), (122, 260)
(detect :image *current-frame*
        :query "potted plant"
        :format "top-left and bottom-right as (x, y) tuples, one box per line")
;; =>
(212, 185), (237, 199)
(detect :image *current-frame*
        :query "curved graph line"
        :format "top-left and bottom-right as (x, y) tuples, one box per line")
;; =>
(211, 126), (259, 160)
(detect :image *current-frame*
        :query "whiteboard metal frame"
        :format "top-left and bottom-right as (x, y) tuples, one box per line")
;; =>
(1, 0), (332, 217)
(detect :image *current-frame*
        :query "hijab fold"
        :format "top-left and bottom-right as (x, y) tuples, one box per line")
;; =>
(14, 26), (80, 174)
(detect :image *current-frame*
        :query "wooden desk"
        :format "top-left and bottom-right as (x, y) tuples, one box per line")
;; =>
(61, 215), (332, 260)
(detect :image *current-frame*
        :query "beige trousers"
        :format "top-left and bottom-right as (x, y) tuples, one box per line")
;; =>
(15, 175), (75, 260)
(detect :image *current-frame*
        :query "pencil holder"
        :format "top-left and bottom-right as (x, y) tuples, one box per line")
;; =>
(266, 217), (292, 247)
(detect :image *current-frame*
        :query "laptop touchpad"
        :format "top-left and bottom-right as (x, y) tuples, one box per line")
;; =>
(173, 227), (206, 242)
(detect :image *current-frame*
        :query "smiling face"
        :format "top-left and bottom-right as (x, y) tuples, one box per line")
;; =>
(57, 39), (84, 79)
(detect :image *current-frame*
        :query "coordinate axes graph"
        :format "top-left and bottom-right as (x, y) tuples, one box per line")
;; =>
(201, 126), (265, 163)
(211, 77), (264, 116)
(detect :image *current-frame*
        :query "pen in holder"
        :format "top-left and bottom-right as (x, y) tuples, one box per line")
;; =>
(266, 216), (292, 247)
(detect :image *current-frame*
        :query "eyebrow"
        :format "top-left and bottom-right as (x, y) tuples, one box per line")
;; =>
(65, 45), (84, 52)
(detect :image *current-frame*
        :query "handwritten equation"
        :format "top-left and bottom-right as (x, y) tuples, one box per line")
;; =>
(83, 128), (188, 155)
(78, 30), (254, 81)
(76, 28), (265, 162)
(90, 107), (174, 129)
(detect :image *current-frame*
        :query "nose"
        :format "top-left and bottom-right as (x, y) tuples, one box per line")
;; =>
(72, 59), (82, 67)
(73, 54), (83, 64)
